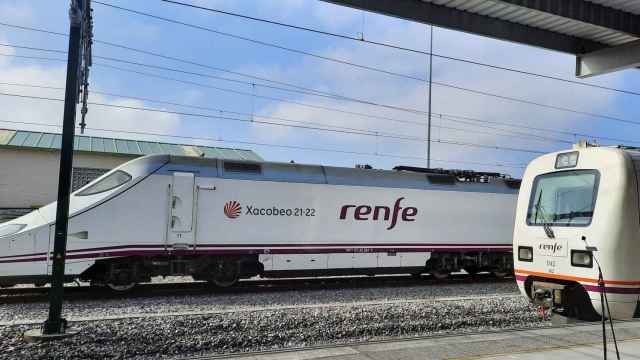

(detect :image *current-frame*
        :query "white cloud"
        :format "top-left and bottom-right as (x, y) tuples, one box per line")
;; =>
(0, 45), (182, 141)
(241, 20), (624, 175)
(0, 1), (34, 26)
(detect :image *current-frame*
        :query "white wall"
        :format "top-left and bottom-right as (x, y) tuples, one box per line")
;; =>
(0, 148), (136, 208)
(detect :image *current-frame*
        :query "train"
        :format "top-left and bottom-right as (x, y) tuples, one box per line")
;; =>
(0, 155), (519, 291)
(514, 141), (640, 320)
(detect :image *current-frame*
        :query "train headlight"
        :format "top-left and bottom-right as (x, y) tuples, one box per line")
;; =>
(555, 151), (579, 169)
(518, 246), (533, 262)
(571, 250), (593, 268)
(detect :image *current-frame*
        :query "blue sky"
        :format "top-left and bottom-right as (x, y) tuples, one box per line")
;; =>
(0, 0), (639, 177)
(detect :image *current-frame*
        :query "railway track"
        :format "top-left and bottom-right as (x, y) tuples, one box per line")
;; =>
(1, 293), (524, 326)
(0, 273), (512, 304)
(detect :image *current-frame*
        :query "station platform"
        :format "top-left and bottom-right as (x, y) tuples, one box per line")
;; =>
(219, 320), (640, 360)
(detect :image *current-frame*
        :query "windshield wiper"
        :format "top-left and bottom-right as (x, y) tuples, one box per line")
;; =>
(534, 190), (555, 239)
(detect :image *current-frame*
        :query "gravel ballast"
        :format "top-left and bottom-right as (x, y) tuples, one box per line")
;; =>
(0, 280), (519, 323)
(0, 293), (547, 359)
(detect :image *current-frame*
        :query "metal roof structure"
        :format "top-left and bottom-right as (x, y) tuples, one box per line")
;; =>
(325, 0), (640, 77)
(0, 128), (262, 161)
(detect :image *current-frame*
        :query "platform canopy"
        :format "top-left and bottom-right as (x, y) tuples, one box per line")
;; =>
(324, 0), (640, 78)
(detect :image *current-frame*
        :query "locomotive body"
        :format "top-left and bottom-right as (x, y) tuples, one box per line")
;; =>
(514, 143), (640, 319)
(0, 155), (518, 289)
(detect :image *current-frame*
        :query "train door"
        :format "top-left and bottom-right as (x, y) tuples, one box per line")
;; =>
(167, 172), (196, 249)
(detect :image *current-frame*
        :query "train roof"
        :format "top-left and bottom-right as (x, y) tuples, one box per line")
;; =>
(157, 155), (520, 194)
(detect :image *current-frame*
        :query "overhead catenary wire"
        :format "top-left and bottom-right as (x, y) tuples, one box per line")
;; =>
(0, 20), (378, 102)
(440, 112), (640, 146)
(92, 1), (428, 82)
(2, 51), (636, 146)
(0, 51), (627, 146)
(91, 3), (640, 127)
(2, 41), (639, 131)
(0, 77), (576, 146)
(5, 10), (638, 100)
(90, 53), (425, 116)
(92, 61), (427, 126)
(0, 89), (546, 155)
(0, 8), (627, 170)
(157, 0), (640, 98)
(2, 23), (636, 147)
(0, 119), (527, 169)
(2, 22), (640, 131)
(0, 52), (578, 147)
(100, 0), (640, 126)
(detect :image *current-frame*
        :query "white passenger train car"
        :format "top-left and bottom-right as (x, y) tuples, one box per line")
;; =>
(0, 155), (518, 290)
(514, 142), (640, 320)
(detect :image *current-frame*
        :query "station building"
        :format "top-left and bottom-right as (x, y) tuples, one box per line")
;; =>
(0, 128), (262, 222)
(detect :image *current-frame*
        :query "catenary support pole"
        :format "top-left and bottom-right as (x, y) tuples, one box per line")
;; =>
(427, 25), (433, 168)
(43, 0), (85, 335)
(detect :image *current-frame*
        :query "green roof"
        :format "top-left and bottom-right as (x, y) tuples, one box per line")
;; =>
(0, 129), (262, 161)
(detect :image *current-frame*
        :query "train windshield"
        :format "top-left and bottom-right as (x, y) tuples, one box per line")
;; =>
(527, 170), (599, 226)
(76, 170), (132, 196)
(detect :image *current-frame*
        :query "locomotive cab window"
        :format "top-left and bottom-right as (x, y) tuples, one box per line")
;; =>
(527, 170), (599, 227)
(76, 170), (132, 196)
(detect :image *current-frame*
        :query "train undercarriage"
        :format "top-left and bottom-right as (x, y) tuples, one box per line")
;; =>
(0, 251), (514, 291)
(73, 251), (514, 291)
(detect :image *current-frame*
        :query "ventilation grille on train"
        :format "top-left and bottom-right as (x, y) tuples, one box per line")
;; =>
(223, 162), (262, 173)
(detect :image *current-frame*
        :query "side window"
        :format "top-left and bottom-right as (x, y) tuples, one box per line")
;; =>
(72, 167), (109, 191)
(76, 170), (132, 196)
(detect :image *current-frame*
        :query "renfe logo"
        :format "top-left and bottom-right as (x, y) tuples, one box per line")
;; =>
(539, 243), (563, 254)
(224, 201), (242, 219)
(339, 197), (417, 230)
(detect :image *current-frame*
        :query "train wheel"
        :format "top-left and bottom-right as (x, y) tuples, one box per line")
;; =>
(430, 270), (450, 280)
(106, 282), (137, 292)
(209, 260), (239, 288)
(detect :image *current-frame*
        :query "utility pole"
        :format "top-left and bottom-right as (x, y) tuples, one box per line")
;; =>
(427, 25), (433, 169)
(24, 0), (93, 341)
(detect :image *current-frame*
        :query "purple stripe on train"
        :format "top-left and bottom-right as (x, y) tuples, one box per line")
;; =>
(0, 244), (512, 264)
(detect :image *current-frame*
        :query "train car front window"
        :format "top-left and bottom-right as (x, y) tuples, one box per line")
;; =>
(76, 170), (132, 196)
(527, 170), (599, 227)
(0, 223), (26, 238)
